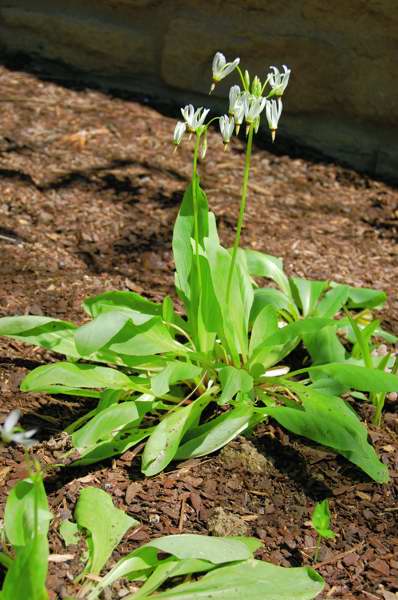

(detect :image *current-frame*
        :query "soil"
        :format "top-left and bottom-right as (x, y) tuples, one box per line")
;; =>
(0, 60), (397, 600)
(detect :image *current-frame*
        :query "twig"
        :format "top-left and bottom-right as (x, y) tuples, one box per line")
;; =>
(313, 541), (364, 569)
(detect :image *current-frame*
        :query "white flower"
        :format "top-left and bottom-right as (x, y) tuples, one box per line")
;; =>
(219, 115), (235, 146)
(265, 98), (283, 141)
(266, 65), (290, 97)
(228, 85), (241, 114)
(0, 409), (37, 448)
(210, 52), (240, 92)
(173, 121), (186, 146)
(245, 95), (266, 124)
(200, 134), (208, 159)
(181, 105), (209, 132)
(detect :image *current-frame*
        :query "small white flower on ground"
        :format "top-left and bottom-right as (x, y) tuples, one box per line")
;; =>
(181, 105), (209, 132)
(0, 409), (37, 447)
(173, 121), (186, 146)
(245, 95), (266, 124)
(219, 115), (235, 147)
(265, 98), (283, 141)
(210, 52), (240, 92)
(267, 65), (291, 97)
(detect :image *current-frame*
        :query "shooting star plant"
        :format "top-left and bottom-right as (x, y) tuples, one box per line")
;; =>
(211, 52), (240, 92)
(266, 98), (283, 142)
(266, 65), (291, 97)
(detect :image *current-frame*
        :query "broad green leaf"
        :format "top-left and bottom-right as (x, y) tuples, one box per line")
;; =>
(303, 326), (346, 365)
(218, 366), (253, 404)
(311, 500), (335, 539)
(315, 285), (348, 318)
(141, 534), (256, 563)
(74, 487), (139, 576)
(4, 474), (51, 546)
(309, 363), (398, 392)
(72, 427), (152, 466)
(250, 288), (292, 323)
(151, 559), (324, 600)
(142, 393), (211, 476)
(151, 362), (202, 397)
(289, 277), (328, 316)
(106, 317), (185, 356)
(71, 401), (142, 450)
(175, 404), (253, 459)
(83, 290), (162, 318)
(0, 534), (49, 600)
(172, 177), (210, 305)
(21, 362), (134, 393)
(244, 250), (291, 296)
(0, 315), (78, 357)
(264, 383), (389, 482)
(345, 285), (387, 309)
(249, 304), (278, 358)
(204, 240), (252, 362)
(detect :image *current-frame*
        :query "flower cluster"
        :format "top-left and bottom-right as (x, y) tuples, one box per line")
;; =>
(0, 409), (37, 448)
(173, 52), (290, 150)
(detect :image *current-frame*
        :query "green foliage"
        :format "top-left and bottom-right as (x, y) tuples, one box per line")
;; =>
(311, 499), (335, 540)
(0, 470), (52, 600)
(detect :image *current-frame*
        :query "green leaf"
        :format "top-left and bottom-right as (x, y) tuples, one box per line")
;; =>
(303, 326), (346, 365)
(218, 366), (253, 405)
(289, 277), (328, 316)
(175, 404), (253, 459)
(0, 535), (49, 600)
(244, 250), (291, 296)
(345, 285), (387, 309)
(0, 315), (78, 357)
(74, 487), (139, 576)
(315, 285), (349, 318)
(72, 427), (152, 466)
(172, 177), (210, 306)
(4, 474), (51, 546)
(21, 362), (134, 393)
(249, 304), (278, 358)
(250, 288), (292, 323)
(142, 393), (211, 476)
(151, 362), (202, 397)
(151, 559), (324, 600)
(264, 383), (389, 483)
(71, 401), (143, 451)
(309, 363), (398, 392)
(141, 534), (256, 564)
(83, 290), (162, 318)
(311, 500), (335, 539)
(59, 520), (80, 546)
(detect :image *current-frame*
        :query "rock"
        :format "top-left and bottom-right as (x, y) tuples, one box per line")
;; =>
(219, 438), (271, 475)
(207, 506), (250, 537)
(0, 1), (397, 179)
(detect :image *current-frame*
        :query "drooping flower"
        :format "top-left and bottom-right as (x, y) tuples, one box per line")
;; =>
(0, 409), (37, 448)
(228, 85), (241, 115)
(181, 105), (210, 132)
(173, 121), (186, 147)
(210, 52), (240, 92)
(219, 115), (235, 147)
(266, 65), (290, 97)
(265, 98), (283, 141)
(244, 95), (267, 124)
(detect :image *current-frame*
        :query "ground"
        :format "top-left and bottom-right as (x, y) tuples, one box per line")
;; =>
(0, 60), (397, 599)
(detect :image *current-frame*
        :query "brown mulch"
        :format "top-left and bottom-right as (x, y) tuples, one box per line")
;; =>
(0, 60), (397, 599)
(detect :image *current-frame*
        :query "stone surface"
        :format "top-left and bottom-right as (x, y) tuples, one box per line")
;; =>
(0, 0), (397, 179)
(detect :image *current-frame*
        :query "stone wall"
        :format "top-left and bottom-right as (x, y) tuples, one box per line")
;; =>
(0, 0), (397, 179)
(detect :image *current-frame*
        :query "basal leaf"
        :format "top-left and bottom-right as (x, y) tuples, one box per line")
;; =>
(75, 487), (139, 576)
(151, 559), (324, 600)
(151, 362), (202, 397)
(218, 366), (253, 404)
(21, 362), (134, 393)
(0, 315), (78, 357)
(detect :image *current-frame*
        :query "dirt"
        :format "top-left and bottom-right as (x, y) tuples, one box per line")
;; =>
(0, 59), (397, 599)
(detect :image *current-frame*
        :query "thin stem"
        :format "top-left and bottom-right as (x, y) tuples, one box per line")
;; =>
(236, 66), (249, 91)
(226, 123), (254, 304)
(192, 132), (202, 290)
(313, 534), (321, 562)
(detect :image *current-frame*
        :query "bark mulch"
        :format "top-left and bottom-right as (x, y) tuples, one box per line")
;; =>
(0, 60), (397, 599)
